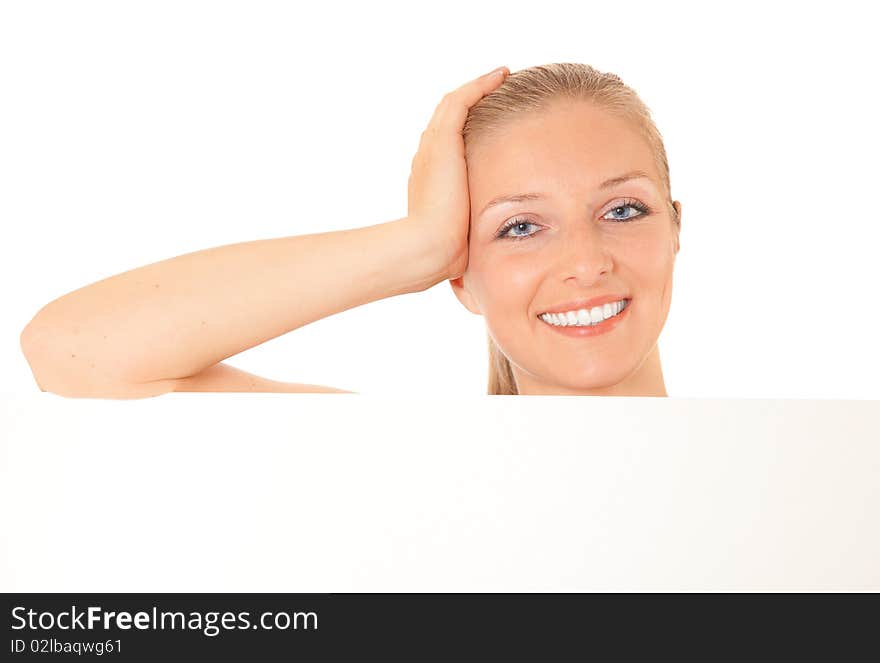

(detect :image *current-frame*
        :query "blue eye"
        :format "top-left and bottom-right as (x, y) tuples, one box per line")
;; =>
(604, 199), (651, 222)
(496, 217), (541, 241)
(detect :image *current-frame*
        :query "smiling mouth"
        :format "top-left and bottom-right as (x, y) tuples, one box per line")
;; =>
(538, 299), (630, 327)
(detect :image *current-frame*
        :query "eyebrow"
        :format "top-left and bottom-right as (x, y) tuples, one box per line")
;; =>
(478, 170), (653, 219)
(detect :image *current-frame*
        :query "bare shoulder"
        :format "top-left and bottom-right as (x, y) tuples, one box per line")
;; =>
(167, 362), (357, 394)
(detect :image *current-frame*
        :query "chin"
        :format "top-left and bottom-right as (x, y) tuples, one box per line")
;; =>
(552, 361), (634, 390)
(555, 376), (619, 392)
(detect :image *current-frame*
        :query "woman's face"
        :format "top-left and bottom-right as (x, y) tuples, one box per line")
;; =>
(451, 100), (681, 395)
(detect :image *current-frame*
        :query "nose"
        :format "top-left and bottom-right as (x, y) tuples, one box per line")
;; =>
(553, 222), (613, 285)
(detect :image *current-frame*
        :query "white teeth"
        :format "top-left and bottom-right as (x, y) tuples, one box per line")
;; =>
(539, 299), (628, 327)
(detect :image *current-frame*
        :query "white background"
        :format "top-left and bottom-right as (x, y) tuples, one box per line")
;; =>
(2, 0), (879, 398)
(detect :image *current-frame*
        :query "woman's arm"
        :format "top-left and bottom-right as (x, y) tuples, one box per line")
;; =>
(20, 217), (444, 397)
(20, 66), (510, 398)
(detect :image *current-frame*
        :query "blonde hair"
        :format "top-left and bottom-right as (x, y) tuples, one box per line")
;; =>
(461, 62), (680, 396)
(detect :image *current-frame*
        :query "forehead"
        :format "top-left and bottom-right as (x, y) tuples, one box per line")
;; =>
(468, 100), (660, 201)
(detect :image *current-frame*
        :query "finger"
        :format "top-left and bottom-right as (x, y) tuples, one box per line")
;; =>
(428, 66), (509, 134)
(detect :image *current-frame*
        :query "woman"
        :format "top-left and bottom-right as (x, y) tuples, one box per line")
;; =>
(20, 62), (682, 398)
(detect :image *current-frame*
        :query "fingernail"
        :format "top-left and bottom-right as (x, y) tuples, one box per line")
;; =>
(486, 66), (507, 78)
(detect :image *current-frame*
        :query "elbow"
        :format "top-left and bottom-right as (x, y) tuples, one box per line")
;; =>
(20, 320), (169, 399)
(20, 316), (45, 358)
(20, 317), (85, 396)
(20, 304), (57, 367)
(20, 319), (50, 392)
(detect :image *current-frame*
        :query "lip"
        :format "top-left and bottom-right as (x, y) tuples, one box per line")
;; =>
(537, 294), (630, 316)
(538, 298), (632, 338)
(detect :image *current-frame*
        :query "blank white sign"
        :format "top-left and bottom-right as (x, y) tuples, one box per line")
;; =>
(2, 393), (878, 592)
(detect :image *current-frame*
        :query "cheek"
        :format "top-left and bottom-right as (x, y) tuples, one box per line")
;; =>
(623, 234), (676, 326)
(468, 250), (543, 315)
(623, 232), (675, 284)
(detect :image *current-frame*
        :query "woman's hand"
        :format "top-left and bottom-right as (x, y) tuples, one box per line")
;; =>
(407, 66), (509, 281)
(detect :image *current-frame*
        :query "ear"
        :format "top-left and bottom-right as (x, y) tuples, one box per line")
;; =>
(449, 276), (482, 315)
(672, 200), (682, 255)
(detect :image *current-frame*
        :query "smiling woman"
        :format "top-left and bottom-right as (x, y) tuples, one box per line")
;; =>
(453, 64), (682, 396)
(19, 62), (681, 399)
